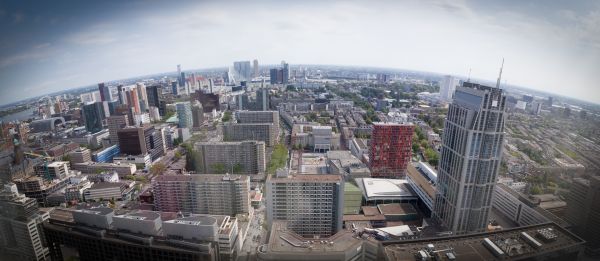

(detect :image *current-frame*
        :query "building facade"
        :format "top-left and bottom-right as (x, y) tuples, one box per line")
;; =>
(117, 126), (165, 161)
(152, 174), (250, 216)
(266, 174), (344, 237)
(369, 123), (414, 179)
(195, 141), (266, 175)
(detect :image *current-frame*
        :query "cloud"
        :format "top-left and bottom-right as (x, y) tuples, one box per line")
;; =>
(0, 43), (53, 68)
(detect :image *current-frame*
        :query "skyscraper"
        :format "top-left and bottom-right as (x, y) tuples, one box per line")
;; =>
(175, 102), (192, 128)
(191, 100), (204, 129)
(171, 81), (179, 96)
(433, 81), (506, 235)
(564, 176), (600, 256)
(98, 82), (111, 102)
(439, 75), (459, 101)
(117, 126), (165, 161)
(369, 122), (414, 179)
(255, 88), (270, 111)
(107, 115), (129, 144)
(82, 102), (105, 134)
(253, 59), (259, 77)
(135, 83), (149, 112)
(233, 61), (252, 80)
(146, 85), (161, 111)
(0, 183), (50, 260)
(282, 61), (289, 84)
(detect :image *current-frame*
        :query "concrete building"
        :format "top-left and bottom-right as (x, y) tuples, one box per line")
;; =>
(191, 100), (204, 129)
(107, 115), (129, 145)
(433, 82), (506, 235)
(405, 162), (437, 213)
(34, 161), (70, 180)
(564, 176), (600, 256)
(71, 162), (136, 177)
(355, 178), (417, 206)
(113, 154), (152, 169)
(344, 182), (362, 215)
(492, 183), (549, 227)
(349, 138), (369, 162)
(0, 183), (50, 260)
(382, 222), (585, 261)
(14, 175), (71, 207)
(257, 221), (379, 261)
(195, 141), (266, 175)
(83, 182), (128, 201)
(176, 102), (193, 128)
(67, 148), (91, 164)
(222, 123), (278, 146)
(43, 207), (240, 261)
(152, 174), (250, 216)
(117, 126), (165, 161)
(235, 110), (279, 125)
(266, 174), (344, 237)
(369, 122), (414, 179)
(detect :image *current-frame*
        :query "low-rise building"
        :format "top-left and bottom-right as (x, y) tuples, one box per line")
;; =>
(71, 162), (136, 177)
(405, 162), (437, 213)
(257, 221), (379, 261)
(83, 182), (129, 201)
(43, 207), (241, 261)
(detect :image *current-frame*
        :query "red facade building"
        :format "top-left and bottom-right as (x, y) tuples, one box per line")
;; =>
(369, 122), (414, 178)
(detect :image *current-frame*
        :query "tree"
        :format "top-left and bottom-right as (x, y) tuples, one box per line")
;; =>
(174, 151), (182, 160)
(150, 163), (167, 176)
(232, 164), (243, 174)
(222, 111), (232, 122)
(212, 163), (227, 174)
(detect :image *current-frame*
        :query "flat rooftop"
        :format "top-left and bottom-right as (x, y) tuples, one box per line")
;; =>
(377, 203), (417, 216)
(356, 178), (416, 201)
(260, 221), (364, 254)
(383, 222), (585, 261)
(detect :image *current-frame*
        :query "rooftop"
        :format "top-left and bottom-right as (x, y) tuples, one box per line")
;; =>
(383, 222), (584, 261)
(356, 178), (416, 201)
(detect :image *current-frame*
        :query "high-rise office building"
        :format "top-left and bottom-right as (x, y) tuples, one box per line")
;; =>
(135, 83), (149, 112)
(269, 68), (279, 84)
(282, 62), (289, 83)
(117, 84), (125, 105)
(98, 82), (111, 102)
(175, 102), (192, 128)
(146, 85), (161, 110)
(564, 176), (600, 256)
(433, 82), (506, 235)
(191, 101), (204, 129)
(82, 102), (105, 134)
(152, 174), (250, 216)
(107, 115), (129, 144)
(0, 183), (50, 260)
(369, 122), (414, 179)
(233, 61), (252, 80)
(439, 75), (459, 101)
(195, 141), (266, 175)
(266, 174), (344, 237)
(117, 126), (165, 161)
(253, 59), (259, 77)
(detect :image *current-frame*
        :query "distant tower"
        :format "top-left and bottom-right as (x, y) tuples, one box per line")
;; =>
(98, 83), (111, 102)
(439, 75), (459, 101)
(253, 59), (259, 77)
(433, 81), (507, 235)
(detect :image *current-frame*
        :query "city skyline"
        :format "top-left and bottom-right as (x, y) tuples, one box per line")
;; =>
(0, 0), (599, 105)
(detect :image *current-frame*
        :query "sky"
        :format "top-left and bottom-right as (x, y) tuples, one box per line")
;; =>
(0, 0), (599, 105)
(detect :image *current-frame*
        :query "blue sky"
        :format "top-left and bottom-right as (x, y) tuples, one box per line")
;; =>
(0, 0), (599, 105)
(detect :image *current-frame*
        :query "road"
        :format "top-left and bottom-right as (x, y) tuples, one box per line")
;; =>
(238, 202), (268, 261)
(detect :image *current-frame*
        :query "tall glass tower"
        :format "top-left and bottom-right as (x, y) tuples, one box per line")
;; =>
(433, 81), (506, 234)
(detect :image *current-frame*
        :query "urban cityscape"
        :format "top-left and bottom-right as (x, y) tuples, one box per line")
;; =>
(0, 1), (599, 261)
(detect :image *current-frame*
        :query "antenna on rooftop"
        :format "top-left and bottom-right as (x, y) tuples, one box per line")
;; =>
(495, 58), (504, 89)
(467, 68), (472, 82)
